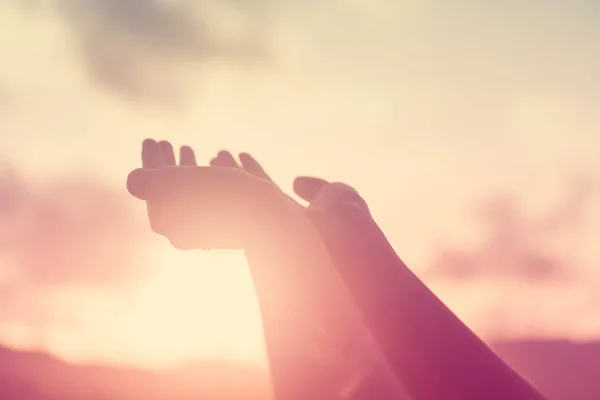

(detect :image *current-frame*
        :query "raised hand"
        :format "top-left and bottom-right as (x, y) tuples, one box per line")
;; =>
(129, 139), (288, 250)
(135, 140), (342, 250)
(205, 149), (379, 255)
(206, 148), (367, 216)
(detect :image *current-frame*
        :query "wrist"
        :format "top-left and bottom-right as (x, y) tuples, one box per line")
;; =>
(243, 184), (306, 251)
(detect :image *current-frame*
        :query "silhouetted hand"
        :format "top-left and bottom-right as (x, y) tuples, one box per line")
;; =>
(127, 139), (295, 250)
(207, 147), (370, 216)
(206, 147), (382, 256)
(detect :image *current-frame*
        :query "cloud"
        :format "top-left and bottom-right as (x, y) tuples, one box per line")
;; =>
(51, 0), (268, 104)
(427, 174), (599, 282)
(0, 283), (75, 332)
(0, 85), (11, 108)
(0, 166), (154, 287)
(537, 174), (598, 232)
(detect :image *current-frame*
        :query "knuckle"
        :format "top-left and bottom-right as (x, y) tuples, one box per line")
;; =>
(148, 216), (166, 235)
(169, 237), (193, 251)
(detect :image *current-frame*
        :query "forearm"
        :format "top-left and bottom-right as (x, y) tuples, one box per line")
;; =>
(244, 199), (407, 400)
(244, 240), (331, 400)
(356, 255), (544, 400)
(311, 205), (547, 400)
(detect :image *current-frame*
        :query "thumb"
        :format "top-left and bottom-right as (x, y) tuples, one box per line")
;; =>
(127, 168), (154, 200)
(127, 166), (201, 200)
(314, 182), (371, 215)
(127, 165), (273, 202)
(293, 176), (329, 202)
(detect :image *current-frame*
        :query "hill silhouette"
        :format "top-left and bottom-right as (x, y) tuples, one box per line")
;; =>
(0, 345), (272, 400)
(1, 339), (598, 400)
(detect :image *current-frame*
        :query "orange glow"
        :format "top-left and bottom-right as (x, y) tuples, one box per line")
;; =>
(121, 248), (266, 367)
(2, 247), (269, 369)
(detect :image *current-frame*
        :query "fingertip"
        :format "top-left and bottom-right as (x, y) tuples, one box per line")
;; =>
(126, 168), (149, 199)
(215, 150), (238, 168)
(142, 138), (157, 147)
(238, 152), (252, 161)
(179, 145), (197, 166)
(159, 140), (176, 165)
(217, 150), (233, 158)
(142, 138), (161, 168)
(293, 176), (328, 202)
(237, 152), (256, 168)
(238, 152), (272, 181)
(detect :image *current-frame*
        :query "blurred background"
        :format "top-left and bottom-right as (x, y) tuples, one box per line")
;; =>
(0, 0), (599, 399)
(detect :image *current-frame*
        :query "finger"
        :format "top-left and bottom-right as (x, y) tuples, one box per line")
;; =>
(213, 150), (239, 168)
(179, 146), (197, 166)
(314, 182), (371, 214)
(159, 141), (176, 166)
(127, 166), (264, 201)
(238, 153), (272, 182)
(142, 139), (164, 169)
(293, 176), (329, 202)
(127, 167), (181, 200)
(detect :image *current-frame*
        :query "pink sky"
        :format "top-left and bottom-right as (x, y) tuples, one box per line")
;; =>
(0, 0), (599, 369)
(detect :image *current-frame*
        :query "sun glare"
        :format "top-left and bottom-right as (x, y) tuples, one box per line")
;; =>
(120, 247), (267, 368)
(24, 246), (269, 370)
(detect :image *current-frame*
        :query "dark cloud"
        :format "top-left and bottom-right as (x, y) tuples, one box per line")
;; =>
(427, 175), (599, 281)
(0, 166), (155, 287)
(54, 0), (268, 104)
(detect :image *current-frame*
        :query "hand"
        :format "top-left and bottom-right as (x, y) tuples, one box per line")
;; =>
(127, 139), (290, 250)
(207, 148), (330, 208)
(206, 147), (377, 248)
(206, 147), (371, 217)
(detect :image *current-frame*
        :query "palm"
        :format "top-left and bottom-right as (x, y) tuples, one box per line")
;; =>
(136, 139), (289, 250)
(204, 145), (377, 251)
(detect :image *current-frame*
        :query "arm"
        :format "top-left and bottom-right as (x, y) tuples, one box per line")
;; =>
(244, 192), (409, 400)
(133, 141), (409, 400)
(307, 185), (547, 400)
(200, 150), (410, 400)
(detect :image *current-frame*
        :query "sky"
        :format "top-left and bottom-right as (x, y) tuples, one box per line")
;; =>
(0, 0), (599, 369)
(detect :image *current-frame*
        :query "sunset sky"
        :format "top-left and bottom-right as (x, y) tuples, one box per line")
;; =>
(0, 0), (599, 370)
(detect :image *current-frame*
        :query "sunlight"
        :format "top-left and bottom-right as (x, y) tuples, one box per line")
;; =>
(24, 246), (269, 370)
(121, 247), (267, 368)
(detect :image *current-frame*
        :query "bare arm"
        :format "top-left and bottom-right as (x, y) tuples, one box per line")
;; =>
(244, 193), (409, 400)
(306, 184), (547, 400)
(203, 151), (410, 400)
